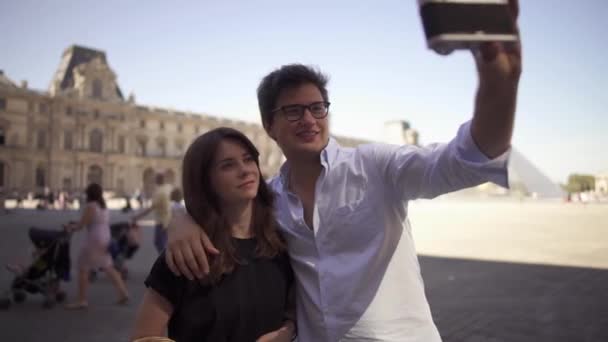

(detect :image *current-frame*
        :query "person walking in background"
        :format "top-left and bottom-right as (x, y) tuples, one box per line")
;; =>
(64, 183), (130, 310)
(0, 186), (7, 214)
(58, 190), (67, 210)
(122, 195), (133, 213)
(169, 187), (183, 210)
(134, 189), (144, 209)
(132, 173), (173, 253)
(14, 189), (23, 209)
(47, 189), (56, 210)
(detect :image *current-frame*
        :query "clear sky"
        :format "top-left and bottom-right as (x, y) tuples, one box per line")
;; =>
(1, 0), (606, 183)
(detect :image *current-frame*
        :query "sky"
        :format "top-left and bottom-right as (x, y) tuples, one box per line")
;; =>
(1, 0), (606, 183)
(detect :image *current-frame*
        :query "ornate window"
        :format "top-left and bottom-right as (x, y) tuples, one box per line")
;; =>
(158, 140), (167, 157)
(165, 169), (176, 184)
(89, 129), (103, 153)
(136, 139), (147, 156)
(118, 136), (126, 153)
(62, 178), (72, 191)
(35, 166), (46, 187)
(117, 178), (125, 192)
(87, 165), (103, 186)
(92, 79), (103, 99)
(37, 130), (47, 150)
(175, 140), (184, 155)
(64, 131), (73, 150)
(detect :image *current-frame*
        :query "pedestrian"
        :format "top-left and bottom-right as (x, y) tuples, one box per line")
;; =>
(131, 174), (172, 253)
(64, 183), (130, 309)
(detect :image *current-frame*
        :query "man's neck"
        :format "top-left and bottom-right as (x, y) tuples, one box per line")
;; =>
(224, 201), (254, 239)
(289, 156), (323, 190)
(286, 154), (323, 230)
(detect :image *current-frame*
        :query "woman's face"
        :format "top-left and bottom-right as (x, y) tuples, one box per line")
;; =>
(209, 139), (260, 206)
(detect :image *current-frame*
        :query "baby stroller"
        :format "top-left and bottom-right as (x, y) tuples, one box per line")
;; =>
(1, 227), (71, 310)
(90, 221), (140, 281)
(110, 221), (140, 278)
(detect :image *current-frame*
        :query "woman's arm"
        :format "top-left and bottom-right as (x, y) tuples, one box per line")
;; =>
(256, 320), (296, 342)
(131, 288), (173, 340)
(68, 204), (95, 231)
(257, 284), (297, 342)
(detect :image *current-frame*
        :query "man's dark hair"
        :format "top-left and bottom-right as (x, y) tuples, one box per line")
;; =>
(257, 64), (329, 131)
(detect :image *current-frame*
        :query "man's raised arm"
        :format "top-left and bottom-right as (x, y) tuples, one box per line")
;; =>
(470, 0), (522, 159)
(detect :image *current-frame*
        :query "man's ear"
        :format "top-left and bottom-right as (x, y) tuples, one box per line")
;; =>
(264, 122), (277, 141)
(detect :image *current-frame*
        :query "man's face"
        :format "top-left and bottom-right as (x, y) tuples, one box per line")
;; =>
(267, 83), (329, 161)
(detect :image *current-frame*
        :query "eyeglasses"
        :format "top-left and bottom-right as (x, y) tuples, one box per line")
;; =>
(271, 101), (330, 122)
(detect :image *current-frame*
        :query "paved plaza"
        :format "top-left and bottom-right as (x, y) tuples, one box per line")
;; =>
(0, 200), (607, 341)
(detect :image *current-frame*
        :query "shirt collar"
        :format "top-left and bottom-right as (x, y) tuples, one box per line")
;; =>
(321, 136), (340, 167)
(278, 137), (341, 190)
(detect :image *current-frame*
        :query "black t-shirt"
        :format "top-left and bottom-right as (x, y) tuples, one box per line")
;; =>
(145, 237), (293, 342)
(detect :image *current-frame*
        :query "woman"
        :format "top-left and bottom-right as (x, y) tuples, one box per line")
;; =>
(132, 127), (295, 342)
(65, 183), (130, 309)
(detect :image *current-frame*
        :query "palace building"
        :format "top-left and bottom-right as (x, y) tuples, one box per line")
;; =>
(3, 45), (561, 200)
(0, 45), (367, 197)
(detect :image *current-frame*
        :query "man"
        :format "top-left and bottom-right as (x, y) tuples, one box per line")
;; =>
(165, 2), (521, 340)
(132, 173), (173, 253)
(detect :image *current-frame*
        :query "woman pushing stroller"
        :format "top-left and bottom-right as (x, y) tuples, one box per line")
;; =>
(64, 183), (130, 309)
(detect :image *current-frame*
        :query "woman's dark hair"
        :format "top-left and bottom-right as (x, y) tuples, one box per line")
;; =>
(85, 183), (106, 209)
(182, 127), (285, 284)
(257, 63), (329, 131)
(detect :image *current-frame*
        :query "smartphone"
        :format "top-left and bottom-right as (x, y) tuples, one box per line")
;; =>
(418, 0), (518, 55)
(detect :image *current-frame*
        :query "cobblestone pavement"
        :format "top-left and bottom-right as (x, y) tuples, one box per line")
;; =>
(0, 202), (606, 341)
(421, 256), (608, 342)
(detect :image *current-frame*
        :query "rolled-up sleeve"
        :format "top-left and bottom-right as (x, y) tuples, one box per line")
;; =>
(454, 120), (510, 187)
(376, 120), (510, 201)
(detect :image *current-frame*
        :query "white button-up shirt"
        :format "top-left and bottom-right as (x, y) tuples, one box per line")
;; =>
(269, 121), (510, 342)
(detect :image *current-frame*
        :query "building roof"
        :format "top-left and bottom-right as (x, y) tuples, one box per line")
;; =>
(52, 45), (123, 99)
(0, 70), (17, 88)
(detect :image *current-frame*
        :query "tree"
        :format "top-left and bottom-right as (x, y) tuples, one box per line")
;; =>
(565, 174), (595, 193)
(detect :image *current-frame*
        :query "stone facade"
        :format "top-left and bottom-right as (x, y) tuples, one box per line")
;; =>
(596, 171), (608, 194)
(0, 45), (368, 197)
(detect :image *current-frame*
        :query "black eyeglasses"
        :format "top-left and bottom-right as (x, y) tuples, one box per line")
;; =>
(271, 101), (330, 122)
